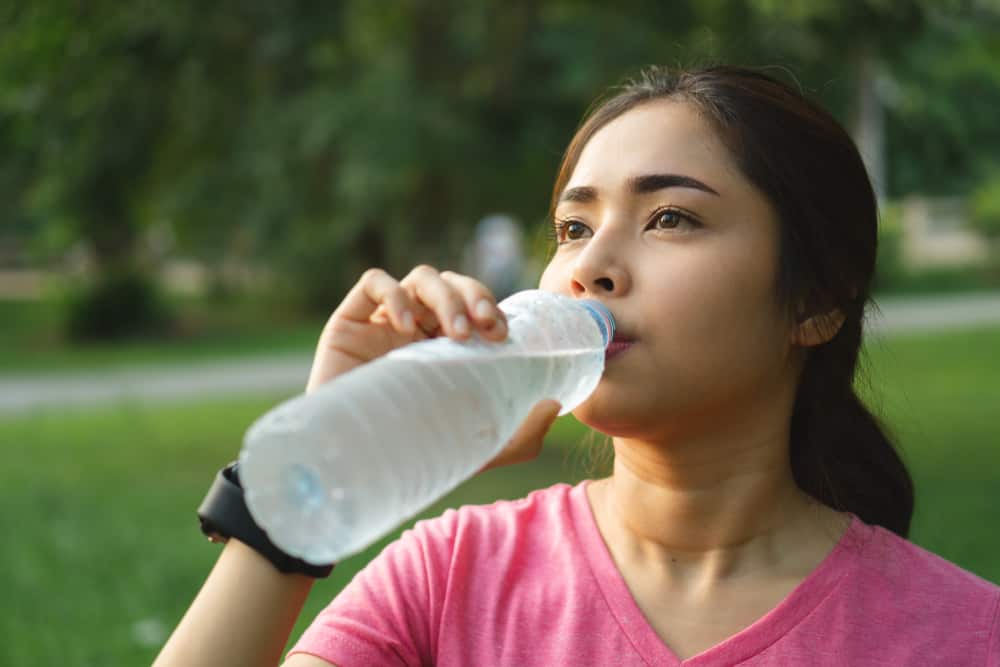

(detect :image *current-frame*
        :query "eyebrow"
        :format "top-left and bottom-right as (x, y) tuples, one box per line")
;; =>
(558, 173), (720, 204)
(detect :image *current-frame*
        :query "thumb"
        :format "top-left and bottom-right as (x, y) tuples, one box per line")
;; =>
(480, 399), (562, 473)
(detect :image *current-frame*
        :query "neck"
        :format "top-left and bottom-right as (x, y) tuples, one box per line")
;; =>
(590, 398), (847, 585)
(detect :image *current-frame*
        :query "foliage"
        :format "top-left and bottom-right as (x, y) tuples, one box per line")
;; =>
(970, 171), (1000, 241)
(0, 296), (319, 374)
(886, 8), (1000, 196)
(62, 269), (172, 341)
(873, 202), (906, 294)
(970, 171), (1000, 281)
(874, 265), (997, 297)
(872, 200), (996, 295)
(873, 198), (999, 295)
(2, 1), (999, 337)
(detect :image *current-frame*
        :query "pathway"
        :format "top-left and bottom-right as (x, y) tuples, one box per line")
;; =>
(2, 291), (1000, 415)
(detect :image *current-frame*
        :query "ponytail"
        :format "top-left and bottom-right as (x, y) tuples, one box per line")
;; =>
(789, 316), (914, 537)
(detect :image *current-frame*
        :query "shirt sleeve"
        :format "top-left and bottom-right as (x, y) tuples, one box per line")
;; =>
(287, 510), (458, 667)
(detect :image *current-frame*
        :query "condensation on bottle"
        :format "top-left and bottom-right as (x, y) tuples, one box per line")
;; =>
(239, 289), (614, 565)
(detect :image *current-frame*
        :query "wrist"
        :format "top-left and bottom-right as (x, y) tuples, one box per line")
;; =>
(198, 462), (334, 578)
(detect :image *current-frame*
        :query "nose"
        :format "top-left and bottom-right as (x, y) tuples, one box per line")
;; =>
(569, 237), (630, 298)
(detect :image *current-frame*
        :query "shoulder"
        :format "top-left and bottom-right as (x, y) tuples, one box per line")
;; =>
(444, 481), (577, 527)
(406, 482), (579, 552)
(290, 483), (586, 665)
(792, 518), (1000, 663)
(848, 519), (1000, 642)
(857, 521), (999, 604)
(384, 481), (588, 588)
(346, 482), (583, 585)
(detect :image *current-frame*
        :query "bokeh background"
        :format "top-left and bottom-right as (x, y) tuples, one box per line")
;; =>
(2, 2), (999, 664)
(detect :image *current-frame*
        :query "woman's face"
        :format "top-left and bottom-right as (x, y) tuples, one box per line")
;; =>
(539, 100), (799, 439)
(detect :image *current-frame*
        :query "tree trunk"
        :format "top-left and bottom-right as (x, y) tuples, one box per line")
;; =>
(851, 44), (887, 201)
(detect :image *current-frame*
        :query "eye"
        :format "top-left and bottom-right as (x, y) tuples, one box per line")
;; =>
(649, 207), (701, 232)
(552, 219), (592, 244)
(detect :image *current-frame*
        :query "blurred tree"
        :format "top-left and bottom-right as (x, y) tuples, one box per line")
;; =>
(971, 172), (1000, 241)
(970, 170), (1000, 281)
(886, 6), (1000, 197)
(2, 0), (998, 338)
(0, 2), (185, 337)
(705, 0), (926, 199)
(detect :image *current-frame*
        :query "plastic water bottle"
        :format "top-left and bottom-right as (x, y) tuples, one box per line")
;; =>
(239, 289), (614, 565)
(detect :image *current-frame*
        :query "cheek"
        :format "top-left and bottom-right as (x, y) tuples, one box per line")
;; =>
(699, 229), (779, 314)
(538, 256), (569, 294)
(645, 239), (789, 372)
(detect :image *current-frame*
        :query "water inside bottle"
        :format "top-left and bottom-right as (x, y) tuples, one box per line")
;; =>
(244, 345), (604, 564)
(284, 463), (325, 512)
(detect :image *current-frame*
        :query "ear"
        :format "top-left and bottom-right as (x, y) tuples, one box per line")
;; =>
(791, 308), (846, 347)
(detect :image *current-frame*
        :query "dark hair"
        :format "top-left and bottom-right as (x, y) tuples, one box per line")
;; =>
(551, 65), (914, 537)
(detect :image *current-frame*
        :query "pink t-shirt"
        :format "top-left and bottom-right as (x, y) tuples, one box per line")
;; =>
(290, 482), (1000, 666)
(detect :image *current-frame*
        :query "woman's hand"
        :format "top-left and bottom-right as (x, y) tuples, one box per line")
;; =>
(306, 265), (508, 389)
(306, 265), (561, 471)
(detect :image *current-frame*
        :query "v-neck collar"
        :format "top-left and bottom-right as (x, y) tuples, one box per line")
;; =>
(567, 480), (869, 666)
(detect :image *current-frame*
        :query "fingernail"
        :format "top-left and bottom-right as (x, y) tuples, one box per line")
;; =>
(453, 314), (469, 336)
(402, 311), (415, 332)
(475, 299), (495, 321)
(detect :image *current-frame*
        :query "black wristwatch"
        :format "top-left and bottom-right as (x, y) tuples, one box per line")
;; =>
(197, 462), (335, 578)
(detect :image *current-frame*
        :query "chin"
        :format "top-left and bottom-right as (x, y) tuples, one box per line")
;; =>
(570, 386), (657, 439)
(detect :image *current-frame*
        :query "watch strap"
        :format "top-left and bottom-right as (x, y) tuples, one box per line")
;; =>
(197, 462), (334, 578)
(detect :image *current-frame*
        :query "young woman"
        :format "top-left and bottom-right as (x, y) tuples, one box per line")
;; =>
(155, 66), (1000, 666)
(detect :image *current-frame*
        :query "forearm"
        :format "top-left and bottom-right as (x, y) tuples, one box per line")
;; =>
(153, 539), (315, 667)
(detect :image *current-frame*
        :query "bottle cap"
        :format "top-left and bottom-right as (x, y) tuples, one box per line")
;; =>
(579, 300), (615, 348)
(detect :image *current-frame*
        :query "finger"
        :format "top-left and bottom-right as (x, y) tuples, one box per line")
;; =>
(370, 304), (390, 325)
(335, 269), (416, 334)
(401, 265), (472, 340)
(370, 302), (417, 338)
(439, 271), (508, 341)
(406, 299), (441, 337)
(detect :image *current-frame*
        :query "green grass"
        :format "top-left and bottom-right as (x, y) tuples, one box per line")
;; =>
(861, 327), (1000, 574)
(0, 298), (321, 375)
(1, 326), (998, 666)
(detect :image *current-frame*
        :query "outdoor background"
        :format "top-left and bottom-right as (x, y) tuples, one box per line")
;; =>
(2, 1), (999, 665)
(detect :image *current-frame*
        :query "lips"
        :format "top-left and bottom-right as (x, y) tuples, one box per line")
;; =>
(605, 337), (635, 360)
